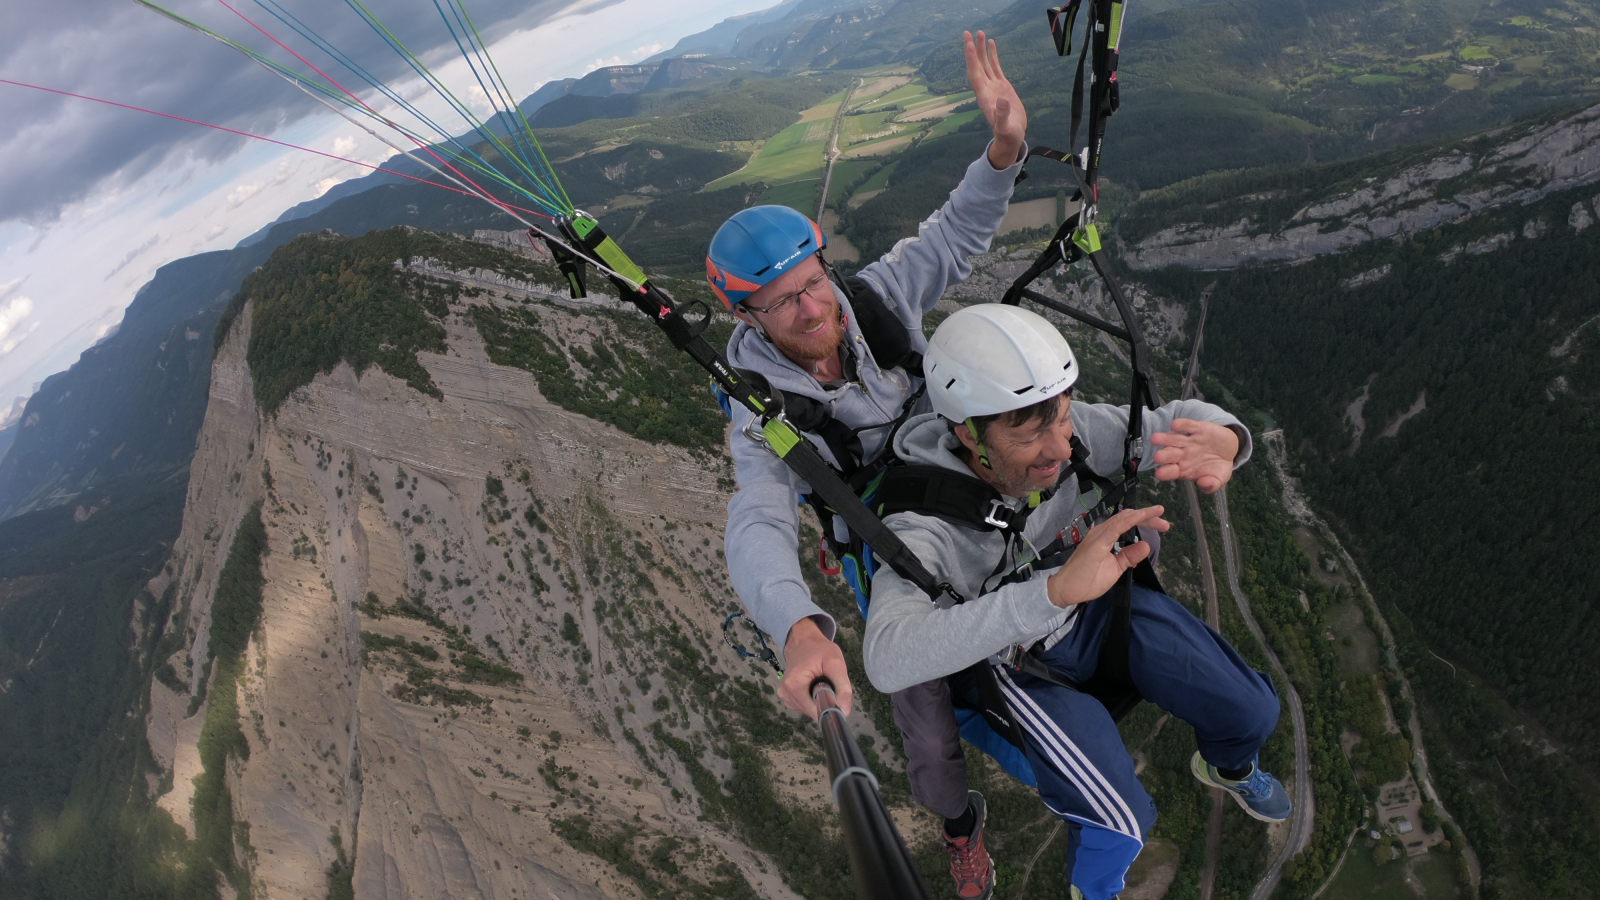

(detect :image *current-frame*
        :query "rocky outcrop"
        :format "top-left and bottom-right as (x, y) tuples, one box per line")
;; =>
(1126, 103), (1600, 270)
(142, 265), (849, 898)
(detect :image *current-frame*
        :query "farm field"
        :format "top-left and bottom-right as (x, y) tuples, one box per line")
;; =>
(709, 66), (974, 197)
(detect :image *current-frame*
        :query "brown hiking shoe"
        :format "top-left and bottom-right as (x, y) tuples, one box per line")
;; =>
(942, 791), (995, 900)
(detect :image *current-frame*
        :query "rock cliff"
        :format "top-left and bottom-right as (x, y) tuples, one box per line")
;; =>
(141, 246), (871, 899)
(1124, 102), (1600, 270)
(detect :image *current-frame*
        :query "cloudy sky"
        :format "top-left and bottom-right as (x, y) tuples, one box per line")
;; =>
(0, 0), (774, 411)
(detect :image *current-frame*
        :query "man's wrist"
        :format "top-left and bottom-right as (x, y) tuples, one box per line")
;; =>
(1226, 424), (1247, 463)
(988, 138), (1024, 170)
(1045, 569), (1076, 609)
(786, 615), (827, 645)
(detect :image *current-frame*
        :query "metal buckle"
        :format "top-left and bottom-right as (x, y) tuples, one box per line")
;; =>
(1001, 644), (1026, 669)
(743, 411), (781, 449)
(983, 499), (1011, 530)
(1112, 529), (1142, 555)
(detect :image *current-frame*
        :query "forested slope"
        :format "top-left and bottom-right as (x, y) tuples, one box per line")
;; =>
(1135, 162), (1600, 900)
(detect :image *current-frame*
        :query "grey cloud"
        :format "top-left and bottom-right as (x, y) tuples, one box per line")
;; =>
(0, 277), (27, 304)
(104, 234), (161, 280)
(0, 0), (608, 225)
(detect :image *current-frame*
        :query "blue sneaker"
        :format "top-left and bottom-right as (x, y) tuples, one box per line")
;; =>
(1190, 752), (1291, 822)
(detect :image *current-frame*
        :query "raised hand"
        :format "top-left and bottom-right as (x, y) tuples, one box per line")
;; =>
(1150, 418), (1242, 494)
(964, 30), (1027, 170)
(1047, 505), (1170, 608)
(777, 617), (853, 718)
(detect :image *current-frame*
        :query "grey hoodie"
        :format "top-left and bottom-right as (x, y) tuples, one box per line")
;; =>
(861, 403), (1252, 694)
(723, 146), (1025, 653)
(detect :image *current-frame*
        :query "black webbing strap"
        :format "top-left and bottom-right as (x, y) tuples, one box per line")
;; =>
(783, 394), (868, 477)
(1069, 10), (1093, 163)
(533, 230), (589, 299)
(875, 465), (1033, 534)
(765, 417), (957, 604)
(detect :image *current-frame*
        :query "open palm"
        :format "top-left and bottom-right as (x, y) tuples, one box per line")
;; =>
(965, 30), (1027, 167)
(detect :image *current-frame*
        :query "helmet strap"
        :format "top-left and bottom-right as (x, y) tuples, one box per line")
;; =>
(964, 418), (993, 470)
(735, 303), (773, 343)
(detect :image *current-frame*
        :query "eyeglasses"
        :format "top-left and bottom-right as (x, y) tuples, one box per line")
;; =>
(744, 272), (830, 317)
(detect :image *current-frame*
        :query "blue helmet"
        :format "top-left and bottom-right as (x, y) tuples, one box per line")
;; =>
(705, 205), (827, 309)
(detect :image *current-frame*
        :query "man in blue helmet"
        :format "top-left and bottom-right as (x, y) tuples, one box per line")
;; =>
(708, 31), (1026, 900)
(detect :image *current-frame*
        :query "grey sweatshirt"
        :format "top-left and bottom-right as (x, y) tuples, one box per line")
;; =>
(724, 146), (1025, 654)
(861, 403), (1252, 694)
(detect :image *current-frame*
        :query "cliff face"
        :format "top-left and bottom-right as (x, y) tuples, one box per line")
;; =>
(142, 257), (842, 899)
(1124, 102), (1600, 270)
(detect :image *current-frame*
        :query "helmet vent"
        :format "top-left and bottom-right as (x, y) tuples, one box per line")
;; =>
(944, 378), (956, 389)
(752, 265), (771, 277)
(798, 238), (811, 248)
(1012, 385), (1035, 395)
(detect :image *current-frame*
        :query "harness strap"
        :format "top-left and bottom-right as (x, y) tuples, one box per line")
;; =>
(874, 465), (1045, 533)
(783, 393), (869, 477)
(535, 230), (590, 300)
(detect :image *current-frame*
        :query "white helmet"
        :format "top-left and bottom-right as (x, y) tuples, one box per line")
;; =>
(925, 304), (1078, 423)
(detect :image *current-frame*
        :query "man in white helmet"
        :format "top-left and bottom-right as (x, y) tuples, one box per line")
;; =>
(862, 304), (1289, 900)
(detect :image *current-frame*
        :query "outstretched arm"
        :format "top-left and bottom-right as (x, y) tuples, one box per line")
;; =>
(856, 31), (1030, 329)
(1071, 399), (1253, 482)
(966, 30), (1028, 171)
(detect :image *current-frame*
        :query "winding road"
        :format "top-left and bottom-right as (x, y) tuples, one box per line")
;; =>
(1181, 288), (1228, 900)
(1258, 430), (1482, 893)
(1214, 488), (1315, 900)
(1180, 284), (1313, 900)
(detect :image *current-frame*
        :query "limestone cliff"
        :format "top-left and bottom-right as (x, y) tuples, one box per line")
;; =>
(140, 243), (875, 900)
(1123, 101), (1600, 270)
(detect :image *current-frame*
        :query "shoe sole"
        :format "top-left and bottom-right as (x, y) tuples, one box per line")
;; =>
(1190, 753), (1290, 824)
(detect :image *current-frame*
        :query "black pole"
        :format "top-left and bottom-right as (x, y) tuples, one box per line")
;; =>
(812, 680), (933, 900)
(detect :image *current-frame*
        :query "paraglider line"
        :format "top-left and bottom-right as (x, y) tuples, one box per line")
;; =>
(0, 78), (553, 220)
(210, 0), (553, 216)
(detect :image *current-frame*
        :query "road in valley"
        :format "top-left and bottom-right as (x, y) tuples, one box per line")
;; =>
(816, 78), (861, 219)
(1213, 487), (1315, 900)
(1180, 283), (1312, 900)
(1180, 288), (1228, 900)
(1258, 430), (1482, 892)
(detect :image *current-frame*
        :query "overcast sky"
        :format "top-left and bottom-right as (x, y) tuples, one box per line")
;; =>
(0, 0), (773, 411)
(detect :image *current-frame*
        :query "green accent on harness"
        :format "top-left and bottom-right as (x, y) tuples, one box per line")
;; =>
(1071, 223), (1103, 255)
(571, 215), (648, 287)
(964, 418), (992, 469)
(1028, 490), (1043, 508)
(1107, 0), (1125, 51)
(762, 418), (802, 457)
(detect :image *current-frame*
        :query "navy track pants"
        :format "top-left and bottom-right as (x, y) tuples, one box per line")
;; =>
(959, 584), (1280, 900)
